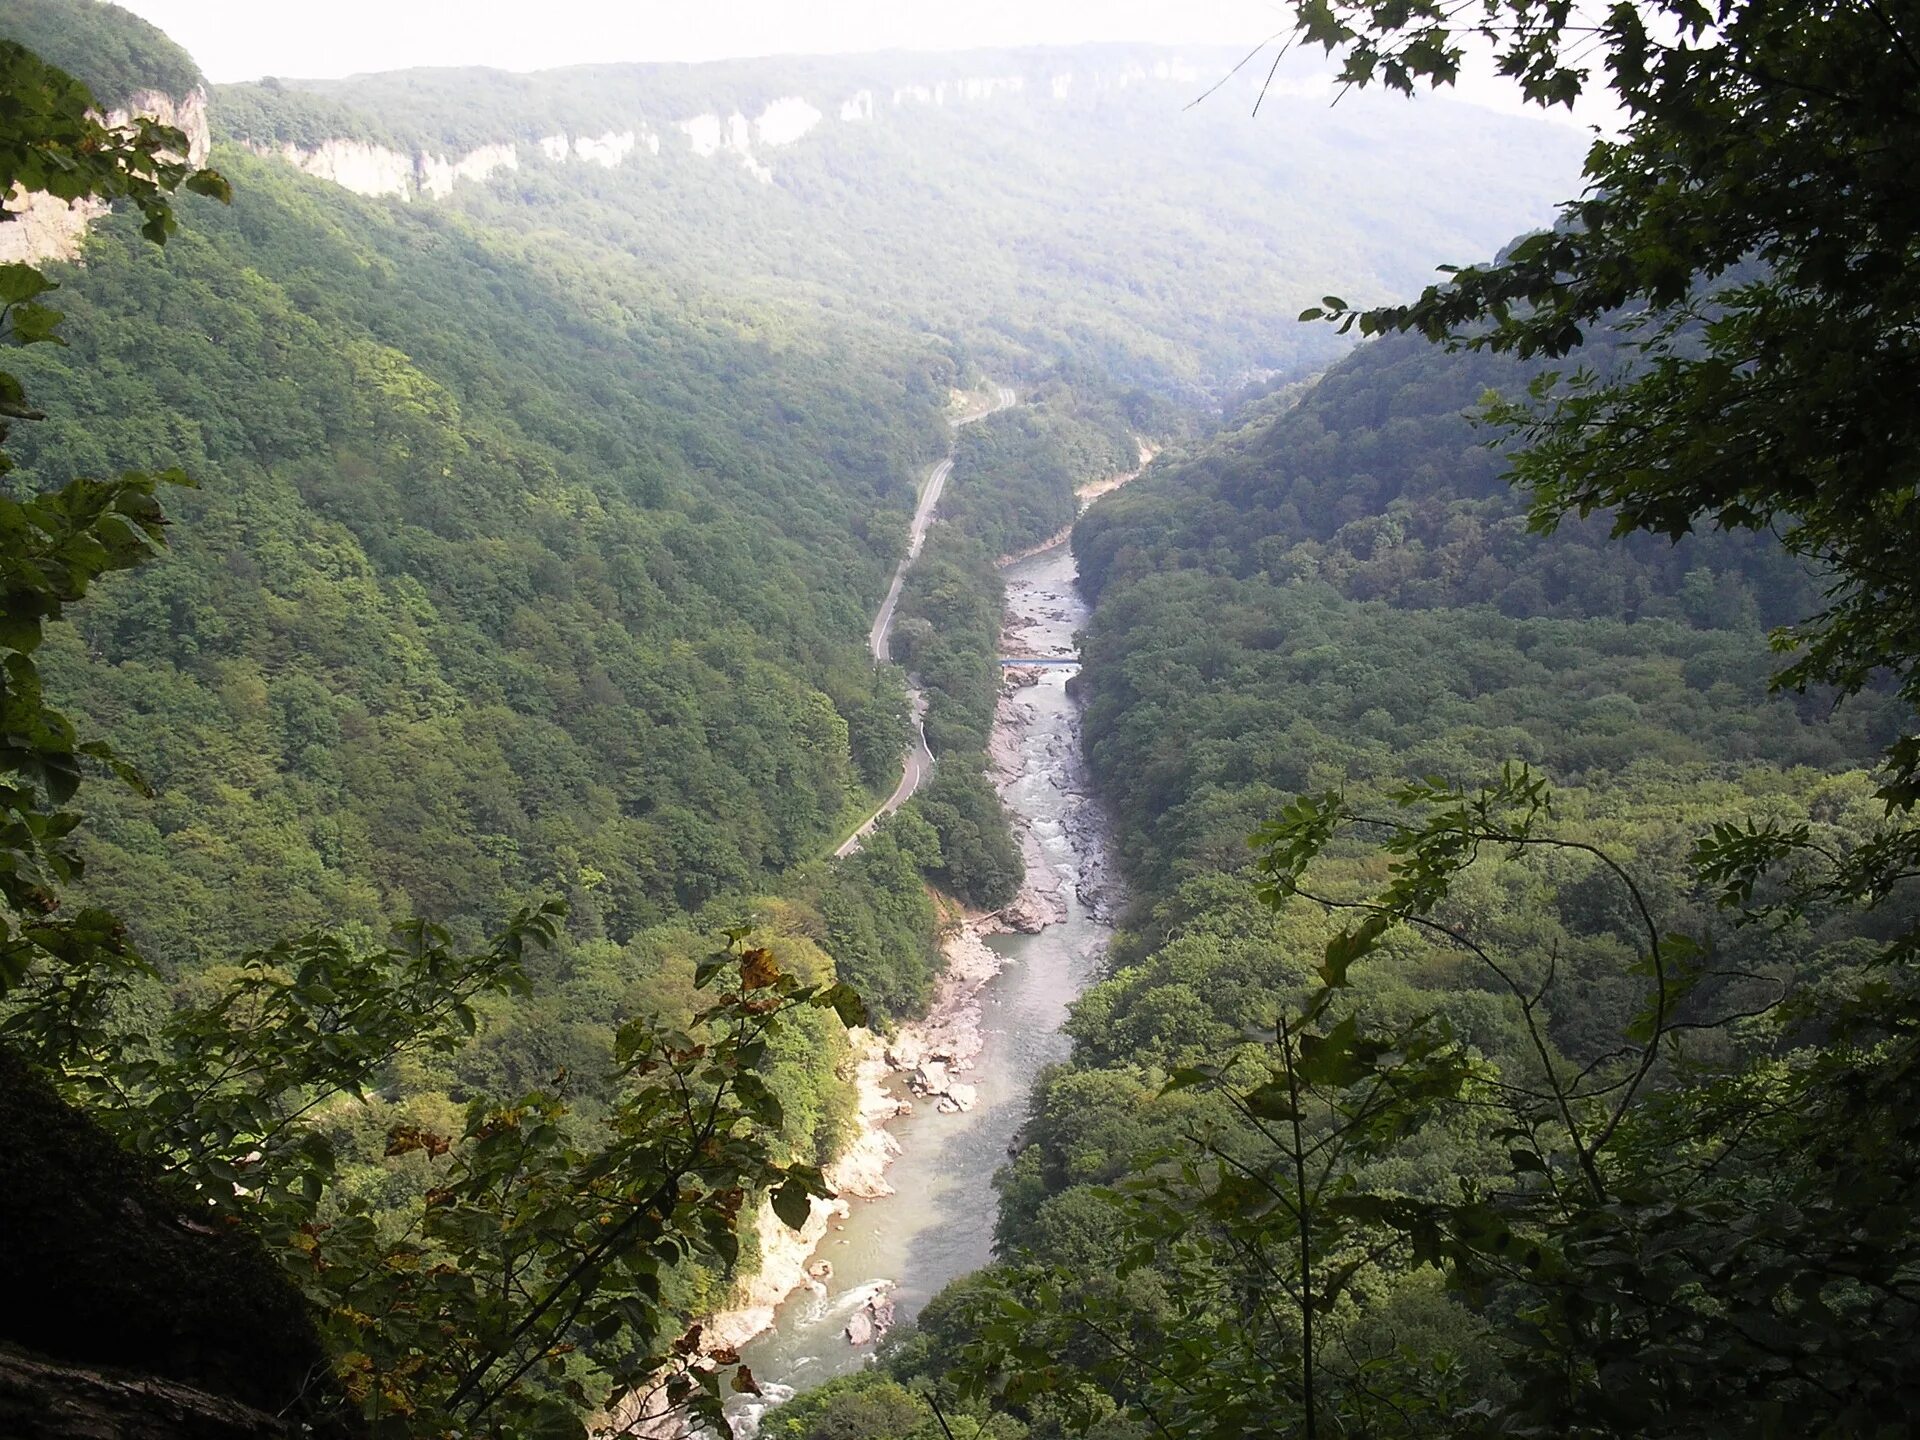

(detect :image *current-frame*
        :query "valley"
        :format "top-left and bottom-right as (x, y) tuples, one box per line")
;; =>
(741, 541), (1114, 1426)
(837, 384), (1017, 860)
(1, 3), (1915, 1439)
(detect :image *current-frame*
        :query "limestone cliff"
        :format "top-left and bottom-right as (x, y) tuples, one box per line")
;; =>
(0, 85), (211, 266)
(234, 56), (1221, 202)
(249, 135), (522, 200)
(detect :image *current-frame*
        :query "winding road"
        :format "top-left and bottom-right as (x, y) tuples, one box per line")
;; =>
(834, 385), (1016, 859)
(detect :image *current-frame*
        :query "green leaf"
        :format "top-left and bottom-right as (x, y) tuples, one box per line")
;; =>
(770, 1177), (813, 1230)
(812, 981), (868, 1028)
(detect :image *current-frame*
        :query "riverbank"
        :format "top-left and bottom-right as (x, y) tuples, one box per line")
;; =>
(993, 437), (1160, 568)
(697, 675), (1063, 1369)
(698, 1031), (901, 1355)
(717, 541), (1115, 1432)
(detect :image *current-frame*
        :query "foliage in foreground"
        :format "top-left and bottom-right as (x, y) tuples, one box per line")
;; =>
(961, 769), (1919, 1436)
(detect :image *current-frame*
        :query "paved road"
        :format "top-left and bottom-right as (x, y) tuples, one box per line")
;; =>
(834, 385), (1015, 859)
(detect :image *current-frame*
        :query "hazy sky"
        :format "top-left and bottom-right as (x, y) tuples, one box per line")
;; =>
(118, 0), (1611, 130)
(122, 1), (1290, 82)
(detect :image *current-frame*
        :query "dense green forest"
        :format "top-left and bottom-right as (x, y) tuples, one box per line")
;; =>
(812, 0), (1920, 1424)
(15, 150), (945, 956)
(887, 372), (1142, 913)
(767, 297), (1897, 1440)
(218, 49), (1587, 398)
(940, 377), (1138, 562)
(0, 0), (195, 101)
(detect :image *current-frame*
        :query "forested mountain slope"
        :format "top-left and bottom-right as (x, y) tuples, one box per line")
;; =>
(220, 49), (1588, 396)
(12, 148), (948, 964)
(0, 5), (991, 1419)
(0, 0), (1002, 1315)
(1048, 326), (1904, 1186)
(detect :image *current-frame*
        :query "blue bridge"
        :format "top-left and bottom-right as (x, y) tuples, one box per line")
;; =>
(999, 657), (1080, 668)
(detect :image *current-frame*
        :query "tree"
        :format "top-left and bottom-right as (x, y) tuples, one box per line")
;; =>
(1288, 0), (1920, 806)
(952, 10), (1920, 1434)
(966, 769), (1920, 1437)
(0, 37), (228, 995)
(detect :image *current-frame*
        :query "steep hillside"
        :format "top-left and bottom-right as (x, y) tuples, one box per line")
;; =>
(0, 0), (197, 102)
(0, 8), (981, 1416)
(12, 147), (952, 966)
(1064, 323), (1901, 1101)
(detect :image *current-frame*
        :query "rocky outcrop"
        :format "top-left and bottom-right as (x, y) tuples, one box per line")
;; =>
(754, 97), (822, 148)
(0, 1348), (299, 1440)
(843, 1284), (897, 1347)
(678, 112), (773, 183)
(572, 130), (644, 167)
(260, 137), (413, 197)
(418, 142), (519, 198)
(240, 59), (1218, 207)
(0, 86), (211, 266)
(0, 1046), (356, 1438)
(254, 136), (521, 201)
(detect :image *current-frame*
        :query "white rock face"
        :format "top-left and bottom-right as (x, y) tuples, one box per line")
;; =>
(957, 75), (1023, 102)
(678, 113), (722, 157)
(755, 95), (821, 148)
(416, 141), (518, 200)
(239, 54), (1206, 214)
(259, 133), (532, 202)
(457, 142), (519, 182)
(680, 111), (771, 181)
(573, 129), (636, 167)
(274, 138), (415, 198)
(725, 111), (775, 182)
(0, 86), (212, 265)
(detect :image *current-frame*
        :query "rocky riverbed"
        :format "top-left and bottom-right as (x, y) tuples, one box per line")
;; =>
(723, 541), (1118, 1435)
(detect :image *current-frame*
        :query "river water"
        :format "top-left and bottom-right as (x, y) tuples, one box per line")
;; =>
(733, 542), (1114, 1428)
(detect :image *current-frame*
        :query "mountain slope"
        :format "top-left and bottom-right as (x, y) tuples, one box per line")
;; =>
(14, 144), (944, 964)
(221, 48), (1590, 396)
(874, 307), (1913, 1429)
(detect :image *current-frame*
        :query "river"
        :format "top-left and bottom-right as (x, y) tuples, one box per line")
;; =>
(732, 541), (1115, 1430)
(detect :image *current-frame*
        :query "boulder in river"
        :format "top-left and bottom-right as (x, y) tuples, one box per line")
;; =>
(886, 1033), (925, 1071)
(845, 1283), (898, 1348)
